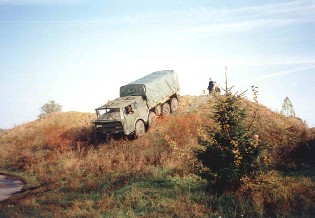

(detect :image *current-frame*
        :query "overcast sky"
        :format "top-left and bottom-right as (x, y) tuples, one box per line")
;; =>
(0, 0), (314, 128)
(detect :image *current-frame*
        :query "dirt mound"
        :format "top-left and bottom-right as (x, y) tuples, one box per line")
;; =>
(0, 95), (314, 217)
(3, 96), (312, 170)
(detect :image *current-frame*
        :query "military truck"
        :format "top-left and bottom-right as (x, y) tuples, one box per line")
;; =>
(93, 70), (180, 140)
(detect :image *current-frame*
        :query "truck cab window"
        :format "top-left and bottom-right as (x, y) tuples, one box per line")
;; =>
(125, 105), (133, 114)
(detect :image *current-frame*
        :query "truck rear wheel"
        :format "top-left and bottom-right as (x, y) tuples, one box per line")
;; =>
(135, 120), (145, 137)
(170, 97), (178, 112)
(148, 111), (156, 127)
(155, 105), (162, 116)
(162, 102), (170, 116)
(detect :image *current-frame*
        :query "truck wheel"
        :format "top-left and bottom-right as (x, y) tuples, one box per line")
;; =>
(148, 111), (156, 127)
(155, 105), (162, 116)
(94, 131), (101, 145)
(135, 120), (145, 137)
(94, 132), (108, 145)
(170, 97), (178, 113)
(162, 102), (170, 116)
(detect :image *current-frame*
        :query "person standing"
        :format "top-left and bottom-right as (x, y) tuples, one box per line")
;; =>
(208, 78), (214, 94)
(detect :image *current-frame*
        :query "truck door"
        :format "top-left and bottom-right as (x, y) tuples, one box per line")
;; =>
(134, 99), (149, 122)
(124, 105), (137, 135)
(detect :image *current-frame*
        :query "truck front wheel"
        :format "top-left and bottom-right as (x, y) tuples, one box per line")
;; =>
(135, 120), (145, 137)
(170, 97), (178, 112)
(162, 102), (170, 116)
(94, 132), (109, 145)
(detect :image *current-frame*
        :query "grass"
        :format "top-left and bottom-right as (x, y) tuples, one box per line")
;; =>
(0, 96), (314, 217)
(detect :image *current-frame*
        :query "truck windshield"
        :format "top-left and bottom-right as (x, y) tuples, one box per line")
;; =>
(96, 108), (121, 120)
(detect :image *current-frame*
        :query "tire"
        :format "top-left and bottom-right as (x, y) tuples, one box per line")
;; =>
(155, 105), (162, 116)
(94, 131), (101, 145)
(148, 111), (156, 127)
(161, 102), (170, 116)
(170, 97), (178, 113)
(135, 120), (145, 137)
(94, 132), (109, 144)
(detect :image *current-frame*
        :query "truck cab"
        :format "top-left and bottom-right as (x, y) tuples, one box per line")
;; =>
(93, 96), (149, 140)
(93, 70), (180, 143)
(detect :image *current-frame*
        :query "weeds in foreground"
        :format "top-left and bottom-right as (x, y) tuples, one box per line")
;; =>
(240, 170), (315, 217)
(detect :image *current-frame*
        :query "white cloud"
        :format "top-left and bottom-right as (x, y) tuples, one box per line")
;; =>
(182, 1), (315, 21)
(240, 66), (315, 84)
(104, 1), (315, 37)
(181, 0), (315, 34)
(183, 19), (299, 34)
(226, 56), (315, 67)
(0, 0), (83, 5)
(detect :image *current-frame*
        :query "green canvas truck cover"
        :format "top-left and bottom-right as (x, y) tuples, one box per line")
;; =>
(120, 70), (180, 109)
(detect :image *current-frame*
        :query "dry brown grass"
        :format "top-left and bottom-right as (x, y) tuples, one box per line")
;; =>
(1, 106), (207, 190)
(240, 170), (315, 217)
(241, 99), (314, 168)
(0, 95), (314, 217)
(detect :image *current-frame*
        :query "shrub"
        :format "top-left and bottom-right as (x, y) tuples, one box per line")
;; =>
(195, 82), (265, 191)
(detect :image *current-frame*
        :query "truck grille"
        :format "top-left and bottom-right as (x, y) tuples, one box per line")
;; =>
(95, 121), (123, 133)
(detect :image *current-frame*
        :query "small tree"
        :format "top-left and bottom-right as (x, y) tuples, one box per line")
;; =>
(281, 97), (295, 117)
(195, 69), (264, 192)
(38, 100), (62, 118)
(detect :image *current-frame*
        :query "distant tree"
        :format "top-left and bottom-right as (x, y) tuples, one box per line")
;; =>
(38, 100), (62, 118)
(281, 97), (295, 117)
